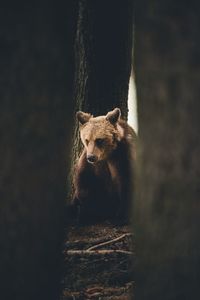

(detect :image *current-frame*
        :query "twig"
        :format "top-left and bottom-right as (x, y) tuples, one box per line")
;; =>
(65, 236), (113, 249)
(86, 233), (132, 251)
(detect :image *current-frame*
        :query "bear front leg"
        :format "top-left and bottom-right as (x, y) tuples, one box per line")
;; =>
(65, 196), (81, 225)
(72, 189), (92, 224)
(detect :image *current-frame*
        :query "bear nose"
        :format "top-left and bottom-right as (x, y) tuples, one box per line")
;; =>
(87, 154), (97, 163)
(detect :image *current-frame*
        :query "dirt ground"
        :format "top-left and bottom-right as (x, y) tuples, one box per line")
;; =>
(61, 222), (135, 300)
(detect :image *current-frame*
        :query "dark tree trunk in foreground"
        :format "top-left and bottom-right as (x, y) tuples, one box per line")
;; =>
(134, 1), (200, 299)
(0, 2), (77, 300)
(70, 0), (134, 192)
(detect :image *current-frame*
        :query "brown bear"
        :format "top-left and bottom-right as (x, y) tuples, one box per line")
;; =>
(71, 108), (136, 224)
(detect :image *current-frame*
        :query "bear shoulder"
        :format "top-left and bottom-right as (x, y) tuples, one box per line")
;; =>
(118, 119), (137, 143)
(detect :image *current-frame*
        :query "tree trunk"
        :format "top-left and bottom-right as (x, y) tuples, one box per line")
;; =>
(69, 0), (134, 198)
(134, 1), (200, 299)
(0, 2), (77, 300)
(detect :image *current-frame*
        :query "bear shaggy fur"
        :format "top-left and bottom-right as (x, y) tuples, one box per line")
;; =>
(72, 108), (136, 223)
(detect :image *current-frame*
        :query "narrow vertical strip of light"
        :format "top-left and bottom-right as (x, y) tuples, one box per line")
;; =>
(128, 71), (138, 134)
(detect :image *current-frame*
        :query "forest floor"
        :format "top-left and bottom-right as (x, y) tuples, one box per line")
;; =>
(61, 222), (135, 300)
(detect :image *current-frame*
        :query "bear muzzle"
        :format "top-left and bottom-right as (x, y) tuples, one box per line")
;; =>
(87, 154), (98, 164)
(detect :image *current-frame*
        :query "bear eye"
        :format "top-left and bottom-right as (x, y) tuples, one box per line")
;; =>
(95, 138), (105, 147)
(85, 139), (89, 146)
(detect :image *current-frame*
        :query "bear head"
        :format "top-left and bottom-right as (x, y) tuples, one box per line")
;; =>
(76, 108), (123, 164)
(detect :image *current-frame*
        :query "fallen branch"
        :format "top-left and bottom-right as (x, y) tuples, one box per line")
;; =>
(65, 249), (133, 256)
(86, 232), (132, 251)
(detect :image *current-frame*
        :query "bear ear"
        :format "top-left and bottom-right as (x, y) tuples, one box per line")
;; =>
(76, 111), (91, 125)
(106, 108), (121, 124)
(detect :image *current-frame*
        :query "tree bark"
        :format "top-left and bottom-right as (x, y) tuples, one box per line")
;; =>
(0, 2), (77, 300)
(134, 1), (200, 299)
(69, 0), (134, 198)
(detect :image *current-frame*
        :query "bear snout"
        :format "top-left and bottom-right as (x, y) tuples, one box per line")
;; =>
(87, 154), (97, 164)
